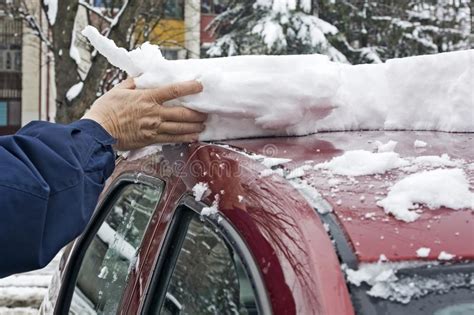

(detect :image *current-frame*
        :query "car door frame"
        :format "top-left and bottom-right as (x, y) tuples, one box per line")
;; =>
(140, 195), (272, 315)
(52, 173), (166, 315)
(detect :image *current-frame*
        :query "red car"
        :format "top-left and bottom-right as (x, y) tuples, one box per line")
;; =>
(40, 131), (473, 315)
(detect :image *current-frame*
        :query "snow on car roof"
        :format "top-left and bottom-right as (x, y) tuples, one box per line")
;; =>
(83, 26), (473, 141)
(223, 130), (474, 263)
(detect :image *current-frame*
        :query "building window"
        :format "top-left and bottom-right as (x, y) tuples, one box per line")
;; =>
(0, 101), (7, 126)
(0, 100), (21, 127)
(0, 16), (22, 134)
(164, 0), (184, 19)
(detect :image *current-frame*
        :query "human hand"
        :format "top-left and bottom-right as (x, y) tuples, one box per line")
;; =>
(82, 78), (207, 150)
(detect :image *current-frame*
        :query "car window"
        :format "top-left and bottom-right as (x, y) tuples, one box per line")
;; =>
(69, 183), (163, 315)
(156, 213), (259, 315)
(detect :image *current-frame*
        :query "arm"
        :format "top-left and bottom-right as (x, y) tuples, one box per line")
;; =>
(0, 78), (206, 278)
(0, 119), (115, 278)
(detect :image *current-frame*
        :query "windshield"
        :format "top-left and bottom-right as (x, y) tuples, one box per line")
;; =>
(349, 263), (474, 315)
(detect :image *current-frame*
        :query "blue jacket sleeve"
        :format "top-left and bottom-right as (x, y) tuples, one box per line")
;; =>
(0, 119), (116, 278)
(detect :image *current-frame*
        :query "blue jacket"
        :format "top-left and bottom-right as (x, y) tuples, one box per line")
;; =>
(0, 119), (115, 278)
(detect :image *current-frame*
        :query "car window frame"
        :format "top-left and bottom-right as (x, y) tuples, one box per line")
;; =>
(54, 173), (165, 314)
(141, 196), (272, 315)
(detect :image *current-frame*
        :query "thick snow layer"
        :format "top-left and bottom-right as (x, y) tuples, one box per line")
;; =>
(82, 26), (474, 141)
(192, 182), (209, 201)
(314, 150), (408, 176)
(377, 168), (474, 222)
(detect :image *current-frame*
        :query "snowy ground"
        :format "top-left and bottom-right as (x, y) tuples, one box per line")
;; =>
(0, 255), (60, 314)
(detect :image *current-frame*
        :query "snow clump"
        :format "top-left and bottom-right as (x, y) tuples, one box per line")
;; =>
(377, 168), (474, 222)
(314, 150), (408, 176)
(192, 182), (209, 201)
(416, 247), (431, 258)
(414, 140), (428, 148)
(438, 251), (455, 261)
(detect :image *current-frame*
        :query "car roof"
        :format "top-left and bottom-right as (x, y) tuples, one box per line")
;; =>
(220, 130), (474, 263)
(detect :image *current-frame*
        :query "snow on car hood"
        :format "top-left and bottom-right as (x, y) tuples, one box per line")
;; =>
(82, 26), (473, 141)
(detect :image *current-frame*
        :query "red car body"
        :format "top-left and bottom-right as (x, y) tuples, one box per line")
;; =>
(41, 131), (474, 314)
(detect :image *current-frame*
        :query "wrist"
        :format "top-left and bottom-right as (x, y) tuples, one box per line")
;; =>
(81, 112), (115, 139)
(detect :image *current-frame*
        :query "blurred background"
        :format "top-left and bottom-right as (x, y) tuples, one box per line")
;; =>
(0, 0), (472, 312)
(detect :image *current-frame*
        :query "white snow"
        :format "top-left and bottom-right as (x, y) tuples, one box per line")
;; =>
(414, 140), (428, 148)
(260, 168), (284, 177)
(348, 263), (472, 304)
(289, 179), (333, 214)
(66, 82), (84, 101)
(192, 182), (209, 201)
(438, 251), (455, 261)
(260, 157), (292, 168)
(201, 198), (219, 217)
(375, 140), (398, 153)
(286, 165), (311, 179)
(377, 168), (474, 222)
(82, 26), (474, 141)
(412, 154), (457, 168)
(314, 150), (408, 176)
(43, 0), (57, 25)
(416, 247), (431, 258)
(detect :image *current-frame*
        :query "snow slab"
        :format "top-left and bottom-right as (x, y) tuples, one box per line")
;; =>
(82, 26), (474, 141)
(377, 168), (474, 222)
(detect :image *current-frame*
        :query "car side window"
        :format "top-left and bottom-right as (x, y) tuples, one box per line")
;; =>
(69, 183), (163, 315)
(157, 213), (259, 315)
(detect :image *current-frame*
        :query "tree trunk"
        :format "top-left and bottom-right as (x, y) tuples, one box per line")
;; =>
(55, 0), (144, 123)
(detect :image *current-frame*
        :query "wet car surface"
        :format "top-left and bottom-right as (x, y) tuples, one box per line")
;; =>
(40, 131), (474, 315)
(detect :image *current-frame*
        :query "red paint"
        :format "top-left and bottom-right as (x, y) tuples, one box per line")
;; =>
(225, 131), (474, 263)
(46, 130), (473, 314)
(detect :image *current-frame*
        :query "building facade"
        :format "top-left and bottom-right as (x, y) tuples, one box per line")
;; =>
(0, 0), (54, 135)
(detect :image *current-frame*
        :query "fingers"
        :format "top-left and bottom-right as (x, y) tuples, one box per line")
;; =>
(115, 77), (136, 89)
(161, 106), (208, 123)
(146, 80), (203, 102)
(159, 122), (205, 135)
